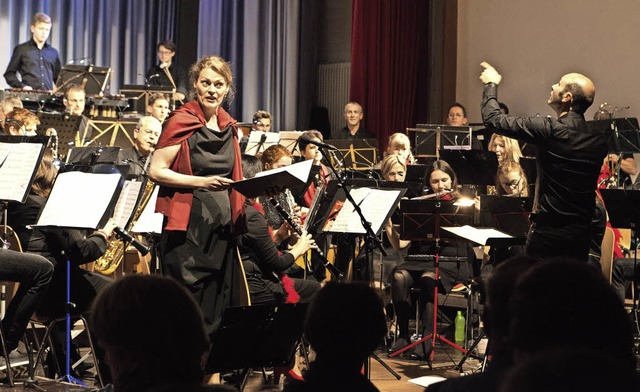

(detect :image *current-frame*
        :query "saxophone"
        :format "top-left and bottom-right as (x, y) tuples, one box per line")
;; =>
(94, 152), (155, 275)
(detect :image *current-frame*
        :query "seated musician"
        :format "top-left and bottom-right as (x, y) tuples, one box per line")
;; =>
(488, 133), (522, 167)
(384, 133), (416, 165)
(7, 150), (114, 378)
(496, 161), (529, 197)
(238, 155), (320, 305)
(63, 84), (91, 145)
(389, 160), (473, 355)
(3, 108), (39, 136)
(117, 116), (161, 179)
(146, 92), (171, 123)
(0, 95), (23, 132)
(353, 155), (410, 283)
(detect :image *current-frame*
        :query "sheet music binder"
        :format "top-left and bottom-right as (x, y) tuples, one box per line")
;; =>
(33, 169), (123, 230)
(230, 159), (313, 199)
(0, 136), (48, 203)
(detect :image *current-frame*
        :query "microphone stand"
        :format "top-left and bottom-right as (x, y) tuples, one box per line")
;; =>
(318, 146), (400, 381)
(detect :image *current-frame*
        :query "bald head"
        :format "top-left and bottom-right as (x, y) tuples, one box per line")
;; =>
(548, 73), (595, 116)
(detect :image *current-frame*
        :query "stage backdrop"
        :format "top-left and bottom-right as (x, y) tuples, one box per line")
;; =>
(0, 0), (176, 94)
(457, 0), (640, 123)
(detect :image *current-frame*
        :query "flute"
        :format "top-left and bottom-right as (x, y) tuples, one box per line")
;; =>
(269, 198), (344, 280)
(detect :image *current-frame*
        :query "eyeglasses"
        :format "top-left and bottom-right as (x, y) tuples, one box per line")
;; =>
(158, 50), (173, 55)
(501, 177), (522, 188)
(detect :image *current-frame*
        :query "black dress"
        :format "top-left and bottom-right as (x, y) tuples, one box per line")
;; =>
(160, 125), (236, 337)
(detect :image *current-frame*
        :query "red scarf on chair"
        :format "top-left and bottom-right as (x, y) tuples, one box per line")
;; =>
(155, 102), (246, 234)
(252, 201), (300, 304)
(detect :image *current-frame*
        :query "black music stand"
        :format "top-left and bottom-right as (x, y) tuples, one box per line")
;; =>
(205, 304), (307, 388)
(409, 125), (473, 159)
(326, 139), (379, 170)
(315, 146), (400, 380)
(390, 198), (474, 364)
(119, 85), (177, 113)
(244, 131), (279, 156)
(438, 149), (498, 188)
(55, 65), (111, 96)
(33, 168), (123, 386)
(479, 195), (533, 237)
(600, 189), (640, 334)
(37, 113), (85, 159)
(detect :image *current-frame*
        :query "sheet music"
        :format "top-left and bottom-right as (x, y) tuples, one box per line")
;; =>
(131, 185), (163, 234)
(35, 171), (120, 229)
(111, 180), (143, 228)
(279, 131), (304, 155)
(442, 225), (511, 245)
(231, 159), (313, 198)
(0, 142), (43, 202)
(328, 188), (402, 234)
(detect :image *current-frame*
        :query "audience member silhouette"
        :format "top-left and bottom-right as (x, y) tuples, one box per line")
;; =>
(91, 275), (236, 392)
(426, 255), (539, 392)
(284, 282), (387, 392)
(500, 347), (638, 392)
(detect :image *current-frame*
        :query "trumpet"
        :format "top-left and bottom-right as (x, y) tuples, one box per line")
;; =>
(269, 197), (343, 280)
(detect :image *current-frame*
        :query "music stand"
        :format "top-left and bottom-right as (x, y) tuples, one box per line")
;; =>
(326, 139), (379, 170)
(33, 169), (123, 386)
(589, 117), (640, 154)
(65, 146), (120, 166)
(205, 303), (307, 387)
(279, 131), (304, 156)
(37, 113), (85, 159)
(119, 85), (177, 113)
(390, 199), (474, 364)
(244, 131), (279, 156)
(55, 65), (111, 96)
(600, 189), (640, 334)
(438, 149), (498, 187)
(408, 125), (473, 159)
(479, 195), (533, 238)
(0, 136), (46, 387)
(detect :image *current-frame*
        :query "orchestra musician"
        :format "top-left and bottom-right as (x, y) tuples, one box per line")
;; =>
(488, 133), (522, 166)
(145, 40), (187, 102)
(331, 102), (374, 140)
(3, 12), (61, 91)
(238, 155), (320, 305)
(0, 96), (23, 132)
(6, 150), (114, 378)
(389, 160), (472, 355)
(496, 161), (529, 197)
(384, 133), (416, 165)
(148, 55), (246, 338)
(117, 116), (161, 179)
(252, 110), (273, 132)
(146, 92), (171, 123)
(63, 83), (91, 145)
(3, 108), (39, 136)
(480, 62), (608, 261)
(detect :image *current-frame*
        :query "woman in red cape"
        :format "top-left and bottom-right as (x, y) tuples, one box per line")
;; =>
(149, 55), (245, 338)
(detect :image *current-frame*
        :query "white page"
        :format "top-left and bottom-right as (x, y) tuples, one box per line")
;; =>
(111, 180), (143, 228)
(408, 376), (446, 388)
(443, 225), (511, 245)
(328, 188), (401, 234)
(254, 158), (313, 182)
(0, 142), (43, 202)
(131, 185), (163, 234)
(35, 171), (120, 229)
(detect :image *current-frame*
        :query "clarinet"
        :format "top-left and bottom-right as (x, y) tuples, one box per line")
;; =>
(269, 198), (344, 280)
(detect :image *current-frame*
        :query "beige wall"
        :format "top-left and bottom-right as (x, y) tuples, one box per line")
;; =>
(457, 0), (640, 123)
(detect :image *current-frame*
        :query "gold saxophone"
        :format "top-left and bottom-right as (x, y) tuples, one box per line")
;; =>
(93, 177), (155, 275)
(94, 150), (156, 275)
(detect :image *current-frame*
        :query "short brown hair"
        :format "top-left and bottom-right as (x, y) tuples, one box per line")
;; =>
(64, 84), (85, 100)
(31, 12), (51, 26)
(6, 108), (40, 129)
(299, 130), (323, 152)
(157, 40), (176, 52)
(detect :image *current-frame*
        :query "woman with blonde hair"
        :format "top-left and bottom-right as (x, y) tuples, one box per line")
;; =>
(488, 133), (522, 166)
(385, 132), (415, 165)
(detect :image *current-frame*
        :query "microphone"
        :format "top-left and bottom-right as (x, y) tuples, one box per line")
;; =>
(299, 134), (338, 150)
(113, 227), (151, 256)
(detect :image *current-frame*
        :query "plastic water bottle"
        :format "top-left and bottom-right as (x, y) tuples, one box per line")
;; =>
(454, 310), (465, 345)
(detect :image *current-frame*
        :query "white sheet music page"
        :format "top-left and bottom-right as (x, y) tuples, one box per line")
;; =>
(244, 131), (280, 156)
(254, 158), (313, 182)
(329, 188), (401, 234)
(112, 180), (143, 228)
(36, 171), (120, 229)
(442, 225), (511, 245)
(131, 185), (163, 234)
(0, 142), (42, 202)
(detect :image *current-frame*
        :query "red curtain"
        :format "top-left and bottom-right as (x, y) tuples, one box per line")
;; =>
(350, 0), (430, 152)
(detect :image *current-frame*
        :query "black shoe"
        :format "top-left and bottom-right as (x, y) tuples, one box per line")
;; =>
(388, 337), (411, 355)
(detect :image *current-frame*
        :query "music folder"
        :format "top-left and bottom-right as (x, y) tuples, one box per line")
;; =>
(230, 159), (313, 199)
(0, 136), (48, 203)
(442, 225), (513, 246)
(33, 170), (122, 230)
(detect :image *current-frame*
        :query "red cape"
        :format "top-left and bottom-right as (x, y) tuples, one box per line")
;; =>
(155, 101), (246, 234)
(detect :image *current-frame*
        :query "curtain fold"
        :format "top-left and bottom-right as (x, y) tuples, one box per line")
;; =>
(0, 0), (176, 93)
(198, 0), (300, 130)
(350, 0), (430, 151)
